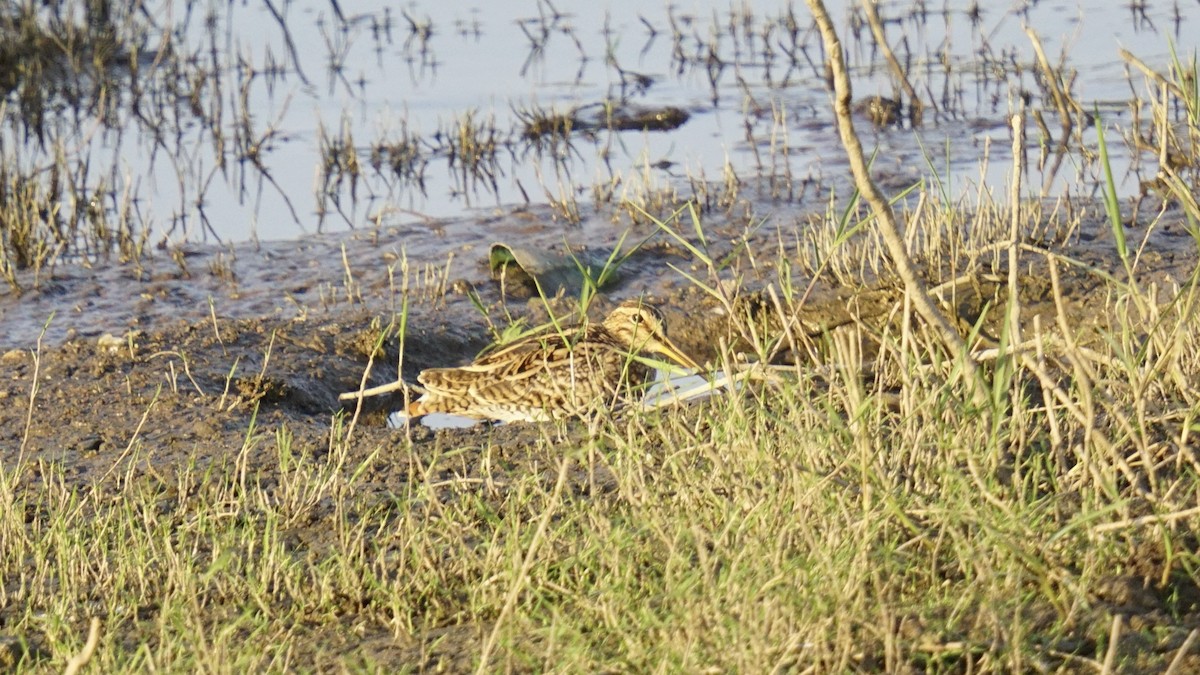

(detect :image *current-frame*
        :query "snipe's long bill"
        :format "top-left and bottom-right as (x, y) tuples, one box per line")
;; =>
(406, 303), (701, 423)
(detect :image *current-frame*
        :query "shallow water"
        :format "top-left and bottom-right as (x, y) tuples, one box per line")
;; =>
(2, 0), (1189, 245)
(1, 1), (1195, 350)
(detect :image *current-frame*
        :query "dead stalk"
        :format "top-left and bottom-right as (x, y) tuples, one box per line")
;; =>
(804, 0), (988, 407)
(1166, 629), (1200, 675)
(62, 617), (102, 675)
(1007, 111), (1025, 359)
(860, 1), (923, 122)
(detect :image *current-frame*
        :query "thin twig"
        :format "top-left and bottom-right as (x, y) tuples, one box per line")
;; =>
(861, 0), (924, 120)
(20, 315), (53, 457)
(1100, 614), (1122, 675)
(63, 617), (101, 675)
(339, 378), (411, 401)
(1120, 48), (1186, 100)
(804, 0), (989, 407)
(1165, 628), (1199, 675)
(1093, 505), (1200, 534)
(1008, 111), (1025, 352)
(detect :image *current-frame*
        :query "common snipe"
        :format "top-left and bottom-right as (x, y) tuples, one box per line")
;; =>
(406, 302), (700, 422)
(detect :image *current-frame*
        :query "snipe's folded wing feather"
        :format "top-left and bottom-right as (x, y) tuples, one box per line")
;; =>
(416, 330), (579, 391)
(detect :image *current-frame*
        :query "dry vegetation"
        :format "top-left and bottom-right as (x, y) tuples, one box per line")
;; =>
(7, 181), (1200, 671)
(4, 0), (1200, 672)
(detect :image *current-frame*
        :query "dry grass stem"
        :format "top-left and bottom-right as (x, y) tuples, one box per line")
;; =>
(805, 0), (987, 406)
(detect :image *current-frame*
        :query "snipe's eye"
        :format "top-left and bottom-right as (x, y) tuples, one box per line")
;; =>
(630, 313), (644, 324)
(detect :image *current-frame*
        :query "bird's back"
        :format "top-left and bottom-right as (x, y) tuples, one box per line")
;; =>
(411, 323), (654, 421)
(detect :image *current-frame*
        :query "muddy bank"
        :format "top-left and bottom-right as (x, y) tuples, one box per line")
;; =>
(3, 198), (1197, 454)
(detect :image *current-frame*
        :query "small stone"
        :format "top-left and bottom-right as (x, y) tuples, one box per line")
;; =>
(96, 334), (125, 353)
(1, 349), (25, 364)
(96, 330), (142, 356)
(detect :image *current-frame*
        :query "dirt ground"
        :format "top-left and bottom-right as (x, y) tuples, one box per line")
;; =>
(0, 205), (756, 668)
(2, 202), (1199, 669)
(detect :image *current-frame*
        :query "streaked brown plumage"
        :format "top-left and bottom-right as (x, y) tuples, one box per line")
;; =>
(407, 303), (700, 422)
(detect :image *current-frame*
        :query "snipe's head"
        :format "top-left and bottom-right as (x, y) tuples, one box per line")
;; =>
(601, 303), (701, 372)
